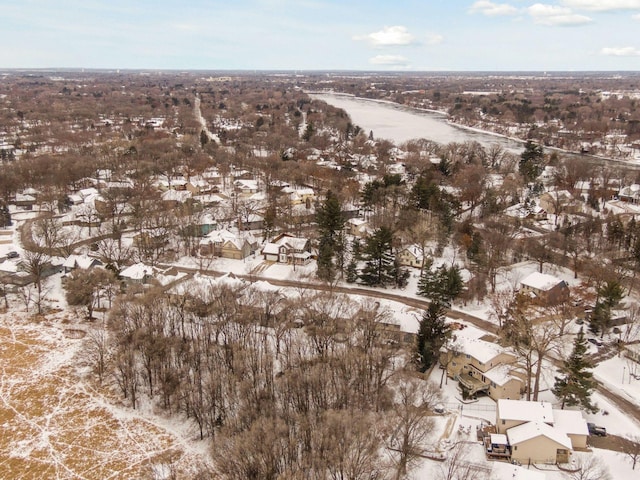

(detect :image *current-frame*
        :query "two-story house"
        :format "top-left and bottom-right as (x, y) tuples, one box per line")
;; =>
(262, 233), (312, 265)
(440, 330), (525, 401)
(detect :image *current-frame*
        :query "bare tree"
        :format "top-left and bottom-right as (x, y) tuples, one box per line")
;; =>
(438, 441), (486, 480)
(20, 249), (52, 315)
(624, 434), (640, 471)
(567, 455), (611, 480)
(388, 376), (439, 479)
(85, 321), (110, 385)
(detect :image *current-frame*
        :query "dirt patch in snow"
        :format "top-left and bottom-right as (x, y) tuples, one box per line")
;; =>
(0, 317), (210, 479)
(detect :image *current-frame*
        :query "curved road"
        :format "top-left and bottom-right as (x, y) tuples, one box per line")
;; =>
(19, 215), (640, 429)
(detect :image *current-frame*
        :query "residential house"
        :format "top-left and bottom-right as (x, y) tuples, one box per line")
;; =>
(119, 262), (155, 285)
(346, 218), (370, 238)
(62, 254), (102, 274)
(440, 333), (524, 401)
(539, 190), (576, 215)
(238, 213), (264, 231)
(199, 229), (253, 259)
(234, 179), (259, 197)
(161, 188), (192, 206)
(14, 193), (36, 210)
(507, 421), (572, 464)
(397, 244), (425, 269)
(262, 233), (312, 265)
(186, 178), (217, 195)
(495, 399), (589, 465)
(282, 186), (315, 207)
(519, 272), (569, 306)
(618, 184), (640, 203)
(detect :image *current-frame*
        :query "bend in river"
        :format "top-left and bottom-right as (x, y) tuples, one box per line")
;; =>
(311, 92), (525, 154)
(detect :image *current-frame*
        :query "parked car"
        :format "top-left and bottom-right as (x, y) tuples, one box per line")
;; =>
(587, 423), (607, 436)
(6, 251), (18, 259)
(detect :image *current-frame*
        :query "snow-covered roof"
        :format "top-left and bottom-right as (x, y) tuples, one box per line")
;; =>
(449, 334), (510, 365)
(262, 242), (280, 255)
(498, 399), (554, 425)
(401, 244), (424, 261)
(120, 262), (154, 280)
(520, 272), (564, 292)
(483, 364), (522, 387)
(507, 421), (572, 450)
(62, 254), (99, 270)
(162, 189), (192, 203)
(490, 433), (508, 445)
(552, 409), (589, 437)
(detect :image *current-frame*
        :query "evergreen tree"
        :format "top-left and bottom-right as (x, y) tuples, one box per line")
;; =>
(392, 256), (410, 288)
(589, 280), (624, 337)
(359, 226), (395, 287)
(415, 302), (450, 372)
(519, 140), (544, 183)
(315, 190), (344, 281)
(552, 328), (597, 412)
(0, 202), (11, 228)
(345, 259), (358, 283)
(417, 264), (463, 307)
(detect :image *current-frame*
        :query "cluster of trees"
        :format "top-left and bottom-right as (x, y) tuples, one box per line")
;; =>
(91, 283), (443, 479)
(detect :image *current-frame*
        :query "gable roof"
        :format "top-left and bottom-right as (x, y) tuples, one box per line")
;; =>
(520, 272), (565, 292)
(62, 254), (100, 270)
(120, 262), (154, 280)
(552, 409), (589, 437)
(507, 421), (572, 450)
(498, 399), (554, 425)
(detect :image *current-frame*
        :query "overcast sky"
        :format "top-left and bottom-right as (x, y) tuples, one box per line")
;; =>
(2, 0), (640, 71)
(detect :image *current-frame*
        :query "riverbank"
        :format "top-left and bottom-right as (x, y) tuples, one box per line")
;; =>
(311, 90), (640, 169)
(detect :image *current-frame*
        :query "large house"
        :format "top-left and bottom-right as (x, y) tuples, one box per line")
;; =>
(199, 229), (256, 260)
(440, 330), (525, 401)
(262, 233), (312, 265)
(519, 272), (569, 306)
(493, 399), (589, 465)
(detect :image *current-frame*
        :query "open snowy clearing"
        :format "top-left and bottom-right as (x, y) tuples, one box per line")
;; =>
(0, 311), (210, 480)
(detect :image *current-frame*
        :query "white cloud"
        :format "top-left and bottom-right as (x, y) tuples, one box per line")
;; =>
(561, 0), (640, 11)
(601, 46), (640, 55)
(528, 3), (593, 25)
(633, 13), (640, 19)
(369, 55), (410, 66)
(468, 1), (518, 16)
(353, 26), (415, 47)
(425, 33), (444, 45)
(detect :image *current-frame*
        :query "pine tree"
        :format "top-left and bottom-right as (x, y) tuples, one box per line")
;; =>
(589, 280), (624, 337)
(415, 302), (450, 372)
(417, 264), (463, 307)
(345, 259), (358, 283)
(315, 190), (344, 282)
(552, 327), (597, 412)
(359, 226), (395, 287)
(519, 140), (544, 183)
(0, 202), (11, 228)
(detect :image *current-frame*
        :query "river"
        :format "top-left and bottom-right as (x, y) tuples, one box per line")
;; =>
(310, 92), (525, 154)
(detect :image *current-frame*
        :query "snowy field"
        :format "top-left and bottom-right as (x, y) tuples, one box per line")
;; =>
(0, 307), (211, 479)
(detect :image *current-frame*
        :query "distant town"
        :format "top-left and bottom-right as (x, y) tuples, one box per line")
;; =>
(1, 70), (640, 479)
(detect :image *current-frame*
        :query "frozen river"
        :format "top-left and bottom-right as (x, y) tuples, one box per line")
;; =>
(311, 92), (640, 170)
(311, 92), (525, 154)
